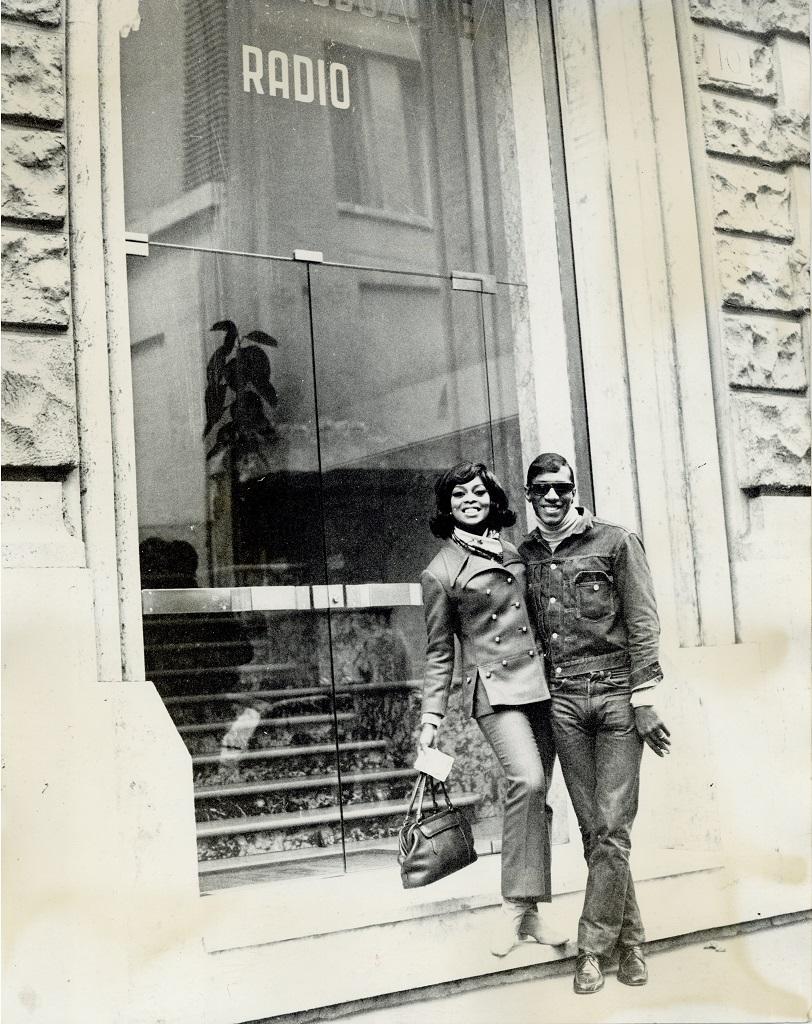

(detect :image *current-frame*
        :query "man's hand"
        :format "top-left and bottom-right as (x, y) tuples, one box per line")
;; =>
(417, 722), (438, 753)
(634, 706), (671, 757)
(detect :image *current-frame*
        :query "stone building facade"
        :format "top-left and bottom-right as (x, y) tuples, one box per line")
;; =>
(2, 0), (810, 1022)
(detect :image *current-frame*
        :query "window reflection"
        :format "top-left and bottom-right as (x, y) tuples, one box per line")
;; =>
(123, 0), (535, 890)
(121, 0), (522, 278)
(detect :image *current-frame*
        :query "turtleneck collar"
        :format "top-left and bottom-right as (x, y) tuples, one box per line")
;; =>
(535, 504), (581, 551)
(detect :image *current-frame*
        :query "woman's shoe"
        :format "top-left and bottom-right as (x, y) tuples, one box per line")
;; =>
(519, 908), (569, 947)
(490, 901), (528, 957)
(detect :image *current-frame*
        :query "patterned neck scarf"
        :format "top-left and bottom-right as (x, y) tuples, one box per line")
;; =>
(452, 526), (503, 562)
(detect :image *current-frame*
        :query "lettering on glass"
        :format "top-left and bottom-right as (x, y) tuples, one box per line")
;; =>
(242, 45), (350, 109)
(297, 0), (420, 21)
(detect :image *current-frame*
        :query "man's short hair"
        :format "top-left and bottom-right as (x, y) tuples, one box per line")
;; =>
(525, 452), (575, 488)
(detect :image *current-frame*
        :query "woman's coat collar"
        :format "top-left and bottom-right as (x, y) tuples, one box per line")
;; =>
(441, 540), (523, 588)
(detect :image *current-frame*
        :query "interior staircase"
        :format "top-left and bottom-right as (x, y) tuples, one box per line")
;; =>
(143, 609), (483, 891)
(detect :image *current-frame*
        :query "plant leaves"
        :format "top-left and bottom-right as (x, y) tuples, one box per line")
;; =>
(203, 381), (227, 436)
(234, 390), (265, 426)
(240, 346), (278, 407)
(243, 330), (278, 348)
(205, 420), (235, 461)
(205, 346), (228, 390)
(211, 320), (239, 357)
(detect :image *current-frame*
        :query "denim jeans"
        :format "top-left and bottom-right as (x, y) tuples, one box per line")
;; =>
(550, 672), (645, 956)
(477, 700), (555, 901)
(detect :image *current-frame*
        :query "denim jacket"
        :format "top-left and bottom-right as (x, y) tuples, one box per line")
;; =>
(518, 508), (662, 688)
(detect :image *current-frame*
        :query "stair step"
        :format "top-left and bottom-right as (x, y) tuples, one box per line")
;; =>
(177, 712), (354, 736)
(195, 768), (417, 800)
(164, 680), (421, 706)
(145, 639), (262, 657)
(191, 739), (386, 767)
(198, 834), (400, 878)
(197, 793), (482, 838)
(151, 662), (298, 680)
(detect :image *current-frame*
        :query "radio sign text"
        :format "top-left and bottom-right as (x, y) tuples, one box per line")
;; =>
(242, 45), (350, 109)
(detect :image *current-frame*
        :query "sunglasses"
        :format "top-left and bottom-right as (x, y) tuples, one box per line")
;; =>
(528, 481), (575, 498)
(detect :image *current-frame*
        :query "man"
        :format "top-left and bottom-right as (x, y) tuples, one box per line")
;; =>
(518, 452), (671, 995)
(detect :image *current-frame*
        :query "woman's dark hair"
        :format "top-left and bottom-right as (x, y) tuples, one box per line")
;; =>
(429, 462), (517, 538)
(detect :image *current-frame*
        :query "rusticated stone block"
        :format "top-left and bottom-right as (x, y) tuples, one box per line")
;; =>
(702, 94), (809, 165)
(722, 313), (807, 390)
(690, 0), (810, 39)
(1, 228), (70, 327)
(1, 128), (66, 222)
(709, 160), (792, 239)
(1, 0), (61, 26)
(695, 27), (776, 99)
(1, 331), (77, 466)
(731, 394), (810, 489)
(774, 36), (810, 112)
(0, 22), (63, 124)
(717, 235), (810, 313)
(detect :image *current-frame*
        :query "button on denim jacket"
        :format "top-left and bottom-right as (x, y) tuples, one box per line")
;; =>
(518, 508), (662, 688)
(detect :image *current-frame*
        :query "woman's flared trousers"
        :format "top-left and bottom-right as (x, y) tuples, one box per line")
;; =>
(477, 699), (555, 901)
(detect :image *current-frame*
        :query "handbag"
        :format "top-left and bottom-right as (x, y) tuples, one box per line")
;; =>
(398, 772), (477, 888)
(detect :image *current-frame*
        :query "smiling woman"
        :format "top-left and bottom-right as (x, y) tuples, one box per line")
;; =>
(450, 478), (492, 528)
(418, 461), (568, 957)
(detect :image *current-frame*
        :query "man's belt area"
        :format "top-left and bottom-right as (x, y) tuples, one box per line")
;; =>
(546, 651), (630, 678)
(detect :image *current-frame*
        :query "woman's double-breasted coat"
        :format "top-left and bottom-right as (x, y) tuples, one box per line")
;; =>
(421, 540), (551, 719)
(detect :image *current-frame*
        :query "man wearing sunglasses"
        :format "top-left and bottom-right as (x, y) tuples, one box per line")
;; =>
(518, 452), (670, 995)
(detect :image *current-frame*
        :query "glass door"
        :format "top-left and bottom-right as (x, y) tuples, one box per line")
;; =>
(121, 0), (543, 891)
(308, 263), (519, 873)
(128, 244), (356, 890)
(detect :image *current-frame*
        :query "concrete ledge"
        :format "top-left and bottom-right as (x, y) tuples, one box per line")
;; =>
(202, 850), (810, 1023)
(269, 909), (812, 1024)
(201, 846), (723, 953)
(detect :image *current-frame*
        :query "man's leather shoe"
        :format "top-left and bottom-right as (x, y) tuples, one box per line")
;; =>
(573, 951), (604, 994)
(617, 945), (648, 986)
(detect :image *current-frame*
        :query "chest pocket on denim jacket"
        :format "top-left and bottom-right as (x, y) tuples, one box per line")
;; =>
(574, 570), (614, 620)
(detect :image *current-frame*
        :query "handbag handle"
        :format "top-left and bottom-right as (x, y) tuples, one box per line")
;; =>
(423, 775), (453, 815)
(404, 772), (454, 824)
(403, 772), (428, 823)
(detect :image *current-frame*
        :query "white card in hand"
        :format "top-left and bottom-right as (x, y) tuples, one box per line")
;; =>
(414, 746), (454, 782)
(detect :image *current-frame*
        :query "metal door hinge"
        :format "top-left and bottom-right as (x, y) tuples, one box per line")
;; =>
(451, 270), (497, 294)
(293, 249), (324, 263)
(125, 232), (149, 257)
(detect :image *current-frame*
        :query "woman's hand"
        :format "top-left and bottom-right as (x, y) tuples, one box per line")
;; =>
(418, 722), (438, 752)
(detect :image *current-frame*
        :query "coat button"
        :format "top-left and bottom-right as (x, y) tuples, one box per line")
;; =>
(549, 597), (556, 604)
(485, 671), (492, 678)
(528, 650), (535, 657)
(494, 635), (501, 643)
(521, 626), (528, 633)
(555, 667), (562, 675)
(491, 613), (497, 620)
(550, 563), (557, 571)
(502, 659), (508, 667)
(593, 583), (600, 591)
(486, 588), (491, 595)
(465, 676), (472, 683)
(507, 577), (513, 584)
(513, 601), (520, 608)
(552, 632), (559, 640)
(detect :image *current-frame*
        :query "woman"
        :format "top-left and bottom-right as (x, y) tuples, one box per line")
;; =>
(417, 462), (567, 956)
